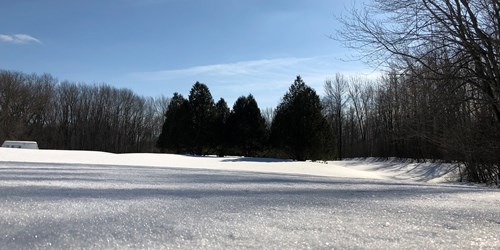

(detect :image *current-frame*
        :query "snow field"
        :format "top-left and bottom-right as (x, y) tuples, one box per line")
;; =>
(0, 148), (499, 249)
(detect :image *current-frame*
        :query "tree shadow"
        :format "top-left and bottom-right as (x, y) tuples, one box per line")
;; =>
(335, 160), (460, 183)
(221, 157), (293, 163)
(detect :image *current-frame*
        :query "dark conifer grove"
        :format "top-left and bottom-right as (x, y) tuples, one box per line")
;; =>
(271, 76), (334, 161)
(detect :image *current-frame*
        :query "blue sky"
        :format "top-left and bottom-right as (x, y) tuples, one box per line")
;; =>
(0, 0), (373, 108)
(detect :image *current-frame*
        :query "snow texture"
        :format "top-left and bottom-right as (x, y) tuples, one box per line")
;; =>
(0, 148), (499, 249)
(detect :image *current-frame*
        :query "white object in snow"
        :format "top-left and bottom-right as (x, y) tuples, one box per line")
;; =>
(1, 140), (39, 149)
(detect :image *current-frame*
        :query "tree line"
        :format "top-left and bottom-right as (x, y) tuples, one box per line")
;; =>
(1, 67), (498, 183)
(0, 70), (334, 161)
(323, 71), (499, 184)
(0, 70), (168, 153)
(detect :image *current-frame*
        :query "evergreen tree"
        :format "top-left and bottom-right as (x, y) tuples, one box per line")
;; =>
(214, 98), (230, 157)
(271, 76), (334, 161)
(227, 95), (267, 157)
(157, 93), (191, 153)
(188, 82), (215, 155)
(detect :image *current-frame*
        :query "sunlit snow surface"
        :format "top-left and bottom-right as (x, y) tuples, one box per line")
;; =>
(0, 149), (499, 249)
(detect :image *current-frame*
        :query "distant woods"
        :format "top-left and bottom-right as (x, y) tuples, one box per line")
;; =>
(0, 70), (167, 152)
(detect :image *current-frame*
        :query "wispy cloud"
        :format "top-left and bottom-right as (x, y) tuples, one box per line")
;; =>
(126, 55), (379, 108)
(0, 34), (41, 44)
(132, 57), (311, 81)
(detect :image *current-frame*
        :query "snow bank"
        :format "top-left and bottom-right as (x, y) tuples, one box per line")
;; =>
(0, 148), (460, 183)
(0, 148), (384, 180)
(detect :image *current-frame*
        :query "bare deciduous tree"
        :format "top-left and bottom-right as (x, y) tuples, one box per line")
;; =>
(324, 74), (349, 159)
(338, 0), (500, 124)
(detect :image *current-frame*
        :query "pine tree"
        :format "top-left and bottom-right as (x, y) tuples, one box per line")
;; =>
(188, 82), (215, 155)
(157, 93), (191, 153)
(227, 95), (267, 157)
(271, 76), (334, 161)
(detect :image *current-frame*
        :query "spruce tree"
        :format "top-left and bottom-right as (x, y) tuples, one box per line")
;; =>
(188, 82), (215, 155)
(157, 93), (191, 153)
(271, 76), (334, 160)
(214, 98), (230, 157)
(227, 95), (267, 157)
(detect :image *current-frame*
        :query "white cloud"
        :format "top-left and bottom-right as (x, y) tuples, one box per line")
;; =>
(0, 34), (41, 44)
(131, 57), (310, 81)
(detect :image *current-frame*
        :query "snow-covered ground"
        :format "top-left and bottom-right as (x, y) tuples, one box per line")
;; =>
(0, 148), (499, 249)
